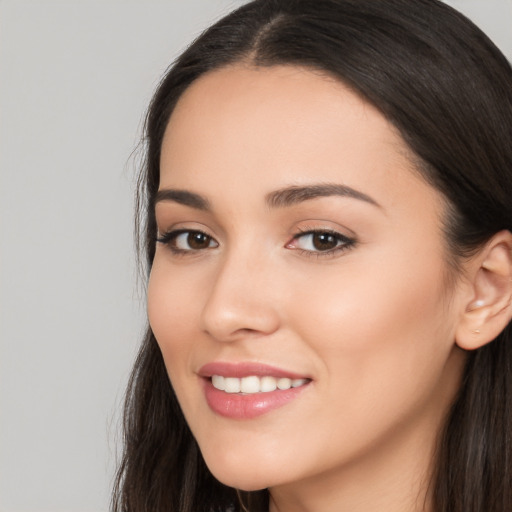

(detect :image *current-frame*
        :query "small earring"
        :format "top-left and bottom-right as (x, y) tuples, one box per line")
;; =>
(471, 299), (485, 309)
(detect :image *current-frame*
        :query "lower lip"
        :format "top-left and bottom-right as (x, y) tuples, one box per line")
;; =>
(203, 379), (309, 419)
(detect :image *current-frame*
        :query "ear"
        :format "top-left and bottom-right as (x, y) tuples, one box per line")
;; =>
(456, 230), (512, 350)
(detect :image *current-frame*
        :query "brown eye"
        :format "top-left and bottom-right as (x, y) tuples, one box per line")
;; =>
(287, 229), (355, 256)
(156, 230), (218, 252)
(186, 231), (213, 250)
(311, 232), (339, 251)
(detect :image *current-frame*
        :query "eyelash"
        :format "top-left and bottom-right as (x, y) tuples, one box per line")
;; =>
(155, 229), (217, 255)
(287, 228), (356, 259)
(155, 228), (356, 258)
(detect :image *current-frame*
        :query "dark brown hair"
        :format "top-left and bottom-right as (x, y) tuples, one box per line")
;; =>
(112, 1), (512, 510)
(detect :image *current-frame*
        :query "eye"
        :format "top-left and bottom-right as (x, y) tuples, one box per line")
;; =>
(156, 229), (218, 253)
(286, 229), (355, 255)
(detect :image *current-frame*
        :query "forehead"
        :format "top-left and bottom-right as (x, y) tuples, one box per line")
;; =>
(163, 64), (401, 166)
(159, 64), (442, 220)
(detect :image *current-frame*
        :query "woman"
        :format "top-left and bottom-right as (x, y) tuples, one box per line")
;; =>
(112, 1), (512, 511)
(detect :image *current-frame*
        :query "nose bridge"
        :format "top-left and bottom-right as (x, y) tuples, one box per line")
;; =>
(201, 240), (280, 341)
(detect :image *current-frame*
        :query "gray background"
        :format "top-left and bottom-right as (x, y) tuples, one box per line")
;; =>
(1, 1), (511, 511)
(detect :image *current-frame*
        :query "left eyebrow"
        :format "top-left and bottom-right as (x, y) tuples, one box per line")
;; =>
(265, 183), (381, 209)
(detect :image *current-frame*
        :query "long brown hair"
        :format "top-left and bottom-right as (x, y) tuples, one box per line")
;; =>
(112, 1), (512, 510)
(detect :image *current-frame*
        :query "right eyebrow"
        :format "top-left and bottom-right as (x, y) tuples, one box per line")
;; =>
(154, 189), (210, 211)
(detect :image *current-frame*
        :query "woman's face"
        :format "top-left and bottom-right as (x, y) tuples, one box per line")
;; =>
(148, 65), (467, 495)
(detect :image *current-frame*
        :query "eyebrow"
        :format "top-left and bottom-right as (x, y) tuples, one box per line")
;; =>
(154, 183), (380, 211)
(154, 189), (210, 210)
(265, 183), (381, 209)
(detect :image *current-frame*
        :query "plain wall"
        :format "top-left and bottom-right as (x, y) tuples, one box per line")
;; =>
(1, 1), (511, 511)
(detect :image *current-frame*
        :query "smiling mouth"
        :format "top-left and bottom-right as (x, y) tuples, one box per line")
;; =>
(211, 375), (310, 394)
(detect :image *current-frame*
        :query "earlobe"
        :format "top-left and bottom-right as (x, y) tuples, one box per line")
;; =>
(455, 231), (512, 351)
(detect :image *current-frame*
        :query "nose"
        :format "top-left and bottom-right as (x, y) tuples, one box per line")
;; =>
(200, 248), (281, 342)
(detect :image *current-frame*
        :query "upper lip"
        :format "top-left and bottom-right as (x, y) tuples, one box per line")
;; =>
(198, 361), (310, 380)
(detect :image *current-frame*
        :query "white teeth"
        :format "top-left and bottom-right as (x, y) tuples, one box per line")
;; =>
(211, 375), (309, 394)
(277, 377), (292, 390)
(291, 378), (307, 388)
(260, 376), (277, 392)
(211, 375), (225, 390)
(224, 377), (241, 393)
(240, 376), (260, 393)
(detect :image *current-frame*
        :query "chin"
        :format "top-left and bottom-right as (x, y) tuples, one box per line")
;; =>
(207, 465), (272, 491)
(201, 449), (283, 491)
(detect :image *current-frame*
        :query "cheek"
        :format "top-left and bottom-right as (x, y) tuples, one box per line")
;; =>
(147, 261), (201, 371)
(291, 248), (455, 413)
(147, 261), (210, 428)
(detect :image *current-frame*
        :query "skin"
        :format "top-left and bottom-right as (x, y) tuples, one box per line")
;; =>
(147, 65), (470, 512)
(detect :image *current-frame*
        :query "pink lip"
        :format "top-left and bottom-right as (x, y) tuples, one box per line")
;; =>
(199, 361), (308, 379)
(198, 362), (311, 420)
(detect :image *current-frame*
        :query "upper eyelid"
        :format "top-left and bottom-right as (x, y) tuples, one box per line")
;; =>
(156, 221), (217, 237)
(156, 225), (356, 252)
(156, 226), (351, 239)
(292, 225), (356, 240)
(156, 227), (216, 241)
(290, 228), (355, 244)
(295, 226), (348, 235)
